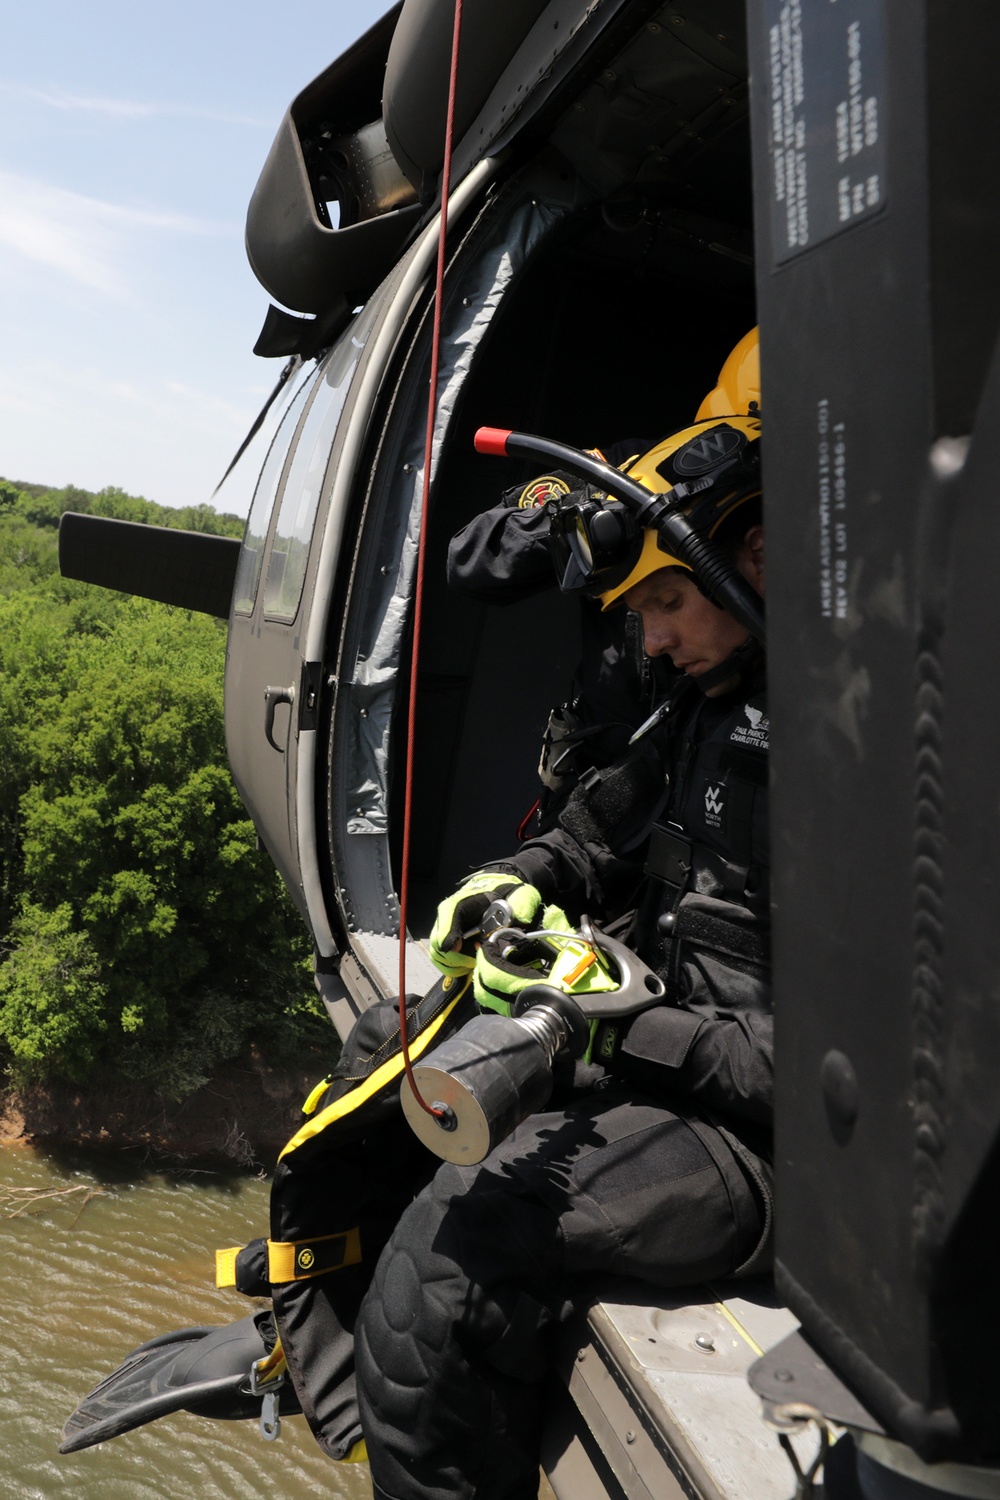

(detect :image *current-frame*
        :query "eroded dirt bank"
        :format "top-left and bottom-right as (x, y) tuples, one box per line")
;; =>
(0, 1049), (332, 1166)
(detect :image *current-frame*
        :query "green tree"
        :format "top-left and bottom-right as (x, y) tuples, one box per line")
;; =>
(0, 476), (329, 1098)
(2, 475), (244, 538)
(0, 587), (99, 931)
(0, 515), (59, 593)
(0, 595), (323, 1095)
(11, 485), (91, 530)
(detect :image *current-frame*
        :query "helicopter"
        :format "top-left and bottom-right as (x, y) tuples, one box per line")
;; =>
(57, 0), (1000, 1497)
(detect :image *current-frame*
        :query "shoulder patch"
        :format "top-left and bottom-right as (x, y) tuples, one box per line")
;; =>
(516, 474), (572, 509)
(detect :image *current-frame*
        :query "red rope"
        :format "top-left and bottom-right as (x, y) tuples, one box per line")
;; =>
(397, 0), (465, 1117)
(517, 798), (541, 842)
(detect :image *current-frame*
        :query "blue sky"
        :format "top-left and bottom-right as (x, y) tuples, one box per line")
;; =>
(1, 1), (388, 516)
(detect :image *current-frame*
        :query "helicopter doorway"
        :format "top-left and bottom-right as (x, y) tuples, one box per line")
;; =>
(319, 177), (755, 964)
(395, 197), (757, 934)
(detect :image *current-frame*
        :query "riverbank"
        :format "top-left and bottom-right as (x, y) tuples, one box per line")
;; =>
(0, 1047), (332, 1167)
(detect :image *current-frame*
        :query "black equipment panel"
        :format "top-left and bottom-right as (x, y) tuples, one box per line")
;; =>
(761, 0), (887, 265)
(748, 0), (1000, 1463)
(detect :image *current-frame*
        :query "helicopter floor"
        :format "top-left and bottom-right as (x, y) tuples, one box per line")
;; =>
(543, 1280), (809, 1500)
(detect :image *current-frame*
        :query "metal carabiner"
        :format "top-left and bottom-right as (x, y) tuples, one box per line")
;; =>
(249, 1352), (285, 1442)
(259, 1388), (281, 1442)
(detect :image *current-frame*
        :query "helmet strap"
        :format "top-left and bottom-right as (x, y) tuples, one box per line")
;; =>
(692, 634), (765, 696)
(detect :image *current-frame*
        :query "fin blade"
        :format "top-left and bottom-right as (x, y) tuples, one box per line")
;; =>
(59, 1314), (299, 1453)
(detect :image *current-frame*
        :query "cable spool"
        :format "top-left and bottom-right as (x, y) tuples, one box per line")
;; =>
(400, 989), (588, 1164)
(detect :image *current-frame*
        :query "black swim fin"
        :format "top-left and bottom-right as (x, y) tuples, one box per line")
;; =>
(59, 1310), (301, 1454)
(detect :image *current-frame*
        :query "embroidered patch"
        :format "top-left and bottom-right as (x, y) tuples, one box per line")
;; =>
(516, 474), (571, 509)
(729, 704), (769, 751)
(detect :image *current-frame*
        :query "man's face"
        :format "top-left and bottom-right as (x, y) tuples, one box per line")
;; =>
(624, 568), (749, 685)
(621, 526), (764, 695)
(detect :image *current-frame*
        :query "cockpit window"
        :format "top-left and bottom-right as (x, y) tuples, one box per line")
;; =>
(232, 374), (312, 615)
(262, 312), (373, 623)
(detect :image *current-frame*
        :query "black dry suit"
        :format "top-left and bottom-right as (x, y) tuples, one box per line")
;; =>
(447, 467), (674, 824)
(228, 668), (773, 1500)
(509, 664), (773, 1156)
(355, 668), (773, 1500)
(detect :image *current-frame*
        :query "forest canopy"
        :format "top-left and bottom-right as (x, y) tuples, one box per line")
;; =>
(0, 477), (327, 1098)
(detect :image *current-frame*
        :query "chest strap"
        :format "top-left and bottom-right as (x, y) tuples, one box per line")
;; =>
(560, 750), (667, 852)
(672, 904), (769, 967)
(645, 824), (769, 913)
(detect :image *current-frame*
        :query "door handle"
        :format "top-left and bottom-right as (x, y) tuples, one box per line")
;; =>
(264, 684), (295, 753)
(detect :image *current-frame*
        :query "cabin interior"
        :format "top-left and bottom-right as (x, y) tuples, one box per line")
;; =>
(388, 195), (757, 932)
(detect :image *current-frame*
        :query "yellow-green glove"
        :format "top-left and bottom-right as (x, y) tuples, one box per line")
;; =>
(428, 872), (541, 977)
(473, 904), (618, 1017)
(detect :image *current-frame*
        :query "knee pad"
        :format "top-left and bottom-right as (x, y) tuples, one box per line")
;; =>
(357, 1163), (558, 1422)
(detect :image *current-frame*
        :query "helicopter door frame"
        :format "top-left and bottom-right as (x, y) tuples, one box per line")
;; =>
(292, 156), (503, 963)
(226, 370), (320, 912)
(318, 177), (569, 1021)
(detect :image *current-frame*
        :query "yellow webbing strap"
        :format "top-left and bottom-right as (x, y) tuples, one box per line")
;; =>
(267, 1225), (362, 1284)
(278, 975), (471, 1161)
(341, 1439), (369, 1463)
(215, 1245), (242, 1289)
(254, 1337), (288, 1388)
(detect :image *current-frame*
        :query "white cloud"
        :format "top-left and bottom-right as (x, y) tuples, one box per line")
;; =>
(0, 369), (50, 420)
(18, 85), (157, 118)
(6, 361), (258, 446)
(0, 170), (231, 296)
(0, 357), (269, 512)
(5, 82), (270, 128)
(164, 380), (261, 431)
(91, 374), (253, 438)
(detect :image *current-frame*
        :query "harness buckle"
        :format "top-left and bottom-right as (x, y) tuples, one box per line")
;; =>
(249, 1352), (285, 1396)
(644, 823), (692, 888)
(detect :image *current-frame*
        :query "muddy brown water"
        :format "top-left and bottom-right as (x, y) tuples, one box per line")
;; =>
(1, 1140), (372, 1499)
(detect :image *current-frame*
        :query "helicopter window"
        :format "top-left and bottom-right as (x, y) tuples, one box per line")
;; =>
(233, 374), (312, 615)
(262, 313), (373, 622)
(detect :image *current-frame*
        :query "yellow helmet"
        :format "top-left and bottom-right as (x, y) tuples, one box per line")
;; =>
(598, 413), (761, 609)
(695, 327), (760, 421)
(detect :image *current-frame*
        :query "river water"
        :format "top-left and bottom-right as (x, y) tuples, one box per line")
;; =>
(1, 1140), (372, 1499)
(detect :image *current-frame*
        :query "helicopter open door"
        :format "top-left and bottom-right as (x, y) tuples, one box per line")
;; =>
(225, 251), (414, 963)
(231, 0), (759, 1024)
(61, 0), (758, 1029)
(223, 318), (374, 956)
(226, 159), (504, 992)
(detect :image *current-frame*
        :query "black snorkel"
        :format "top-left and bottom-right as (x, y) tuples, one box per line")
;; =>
(474, 426), (766, 647)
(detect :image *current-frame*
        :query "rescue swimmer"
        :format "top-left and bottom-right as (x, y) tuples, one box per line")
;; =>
(446, 433), (662, 831)
(446, 328), (760, 830)
(351, 405), (771, 1499)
